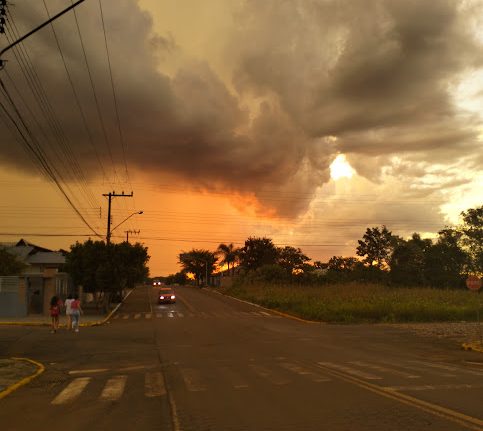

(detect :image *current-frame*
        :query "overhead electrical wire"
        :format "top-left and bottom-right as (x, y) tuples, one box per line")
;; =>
(0, 80), (101, 238)
(97, 0), (132, 190)
(42, 0), (108, 186)
(3, 18), (99, 211)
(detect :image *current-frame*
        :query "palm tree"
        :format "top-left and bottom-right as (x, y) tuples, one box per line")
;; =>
(216, 243), (239, 276)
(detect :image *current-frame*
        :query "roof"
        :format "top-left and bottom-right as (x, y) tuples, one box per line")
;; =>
(26, 252), (65, 265)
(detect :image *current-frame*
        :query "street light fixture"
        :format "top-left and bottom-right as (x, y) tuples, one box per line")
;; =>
(108, 211), (143, 243)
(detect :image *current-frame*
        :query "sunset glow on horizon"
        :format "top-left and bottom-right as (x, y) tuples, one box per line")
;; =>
(0, 0), (481, 276)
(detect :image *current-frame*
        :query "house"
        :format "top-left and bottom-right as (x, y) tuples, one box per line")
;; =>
(0, 239), (70, 317)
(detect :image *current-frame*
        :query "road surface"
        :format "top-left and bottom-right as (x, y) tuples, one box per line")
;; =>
(1, 285), (482, 430)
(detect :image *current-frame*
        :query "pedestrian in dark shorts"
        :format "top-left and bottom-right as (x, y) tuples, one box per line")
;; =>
(50, 296), (62, 333)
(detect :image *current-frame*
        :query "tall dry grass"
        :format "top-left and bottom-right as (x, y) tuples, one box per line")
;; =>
(223, 282), (480, 323)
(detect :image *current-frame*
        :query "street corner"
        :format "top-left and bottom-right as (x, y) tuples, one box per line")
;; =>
(462, 341), (483, 353)
(0, 357), (45, 400)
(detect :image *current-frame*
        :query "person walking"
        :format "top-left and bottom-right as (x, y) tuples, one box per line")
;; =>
(64, 294), (74, 330)
(71, 294), (83, 333)
(49, 296), (62, 333)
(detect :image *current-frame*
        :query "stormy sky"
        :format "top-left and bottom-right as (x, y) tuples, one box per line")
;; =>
(0, 0), (482, 273)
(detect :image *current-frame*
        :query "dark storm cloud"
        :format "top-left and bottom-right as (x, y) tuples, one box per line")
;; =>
(0, 0), (481, 217)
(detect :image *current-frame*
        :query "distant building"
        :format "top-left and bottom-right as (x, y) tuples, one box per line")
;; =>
(0, 239), (70, 317)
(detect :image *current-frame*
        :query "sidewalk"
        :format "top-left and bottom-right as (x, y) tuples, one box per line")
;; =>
(0, 311), (110, 327)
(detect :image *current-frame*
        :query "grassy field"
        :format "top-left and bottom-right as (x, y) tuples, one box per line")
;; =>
(222, 282), (481, 323)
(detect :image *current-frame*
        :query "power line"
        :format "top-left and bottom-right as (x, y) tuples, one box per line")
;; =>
(97, 0), (131, 189)
(0, 79), (101, 238)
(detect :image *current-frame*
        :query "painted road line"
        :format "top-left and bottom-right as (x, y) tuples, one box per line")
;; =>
(0, 358), (45, 400)
(100, 375), (127, 401)
(259, 311), (272, 317)
(156, 313), (163, 318)
(219, 367), (249, 389)
(409, 360), (483, 377)
(145, 371), (166, 397)
(168, 312), (175, 318)
(317, 362), (382, 380)
(385, 383), (483, 392)
(280, 362), (331, 382)
(122, 314), (129, 320)
(68, 369), (109, 375)
(318, 363), (483, 431)
(51, 377), (90, 405)
(145, 313), (152, 319)
(134, 313), (141, 320)
(249, 364), (290, 385)
(380, 361), (456, 378)
(349, 361), (420, 379)
(113, 315), (120, 320)
(177, 312), (184, 317)
(180, 368), (206, 392)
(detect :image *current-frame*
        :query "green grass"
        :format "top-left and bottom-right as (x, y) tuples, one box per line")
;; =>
(222, 282), (481, 323)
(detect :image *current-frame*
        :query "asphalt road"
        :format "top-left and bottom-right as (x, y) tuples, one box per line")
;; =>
(1, 285), (482, 431)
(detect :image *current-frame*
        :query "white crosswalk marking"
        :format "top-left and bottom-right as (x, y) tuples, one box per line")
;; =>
(51, 377), (90, 405)
(180, 368), (206, 392)
(113, 314), (120, 320)
(122, 314), (129, 320)
(349, 361), (420, 379)
(177, 312), (184, 317)
(249, 364), (290, 385)
(280, 362), (331, 382)
(145, 371), (166, 397)
(134, 313), (141, 319)
(156, 313), (163, 318)
(317, 362), (382, 380)
(100, 375), (127, 401)
(145, 313), (152, 319)
(220, 367), (249, 389)
(409, 360), (483, 376)
(379, 361), (456, 377)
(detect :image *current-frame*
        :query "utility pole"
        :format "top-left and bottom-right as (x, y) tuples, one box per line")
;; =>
(103, 191), (133, 244)
(0, 0), (86, 69)
(124, 229), (140, 243)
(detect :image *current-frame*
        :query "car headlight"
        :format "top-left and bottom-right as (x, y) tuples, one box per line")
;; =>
(171, 295), (175, 299)
(160, 296), (164, 299)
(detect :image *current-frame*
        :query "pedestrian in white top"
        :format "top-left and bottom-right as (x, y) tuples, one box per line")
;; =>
(64, 294), (74, 330)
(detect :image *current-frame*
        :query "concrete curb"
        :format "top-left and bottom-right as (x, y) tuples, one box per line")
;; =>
(0, 357), (45, 400)
(204, 287), (322, 324)
(0, 288), (135, 328)
(83, 288), (135, 327)
(462, 341), (483, 353)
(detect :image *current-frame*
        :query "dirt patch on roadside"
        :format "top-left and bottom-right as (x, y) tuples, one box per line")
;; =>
(390, 322), (482, 344)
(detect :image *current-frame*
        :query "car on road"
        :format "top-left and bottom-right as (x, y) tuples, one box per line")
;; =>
(152, 280), (162, 286)
(158, 287), (176, 304)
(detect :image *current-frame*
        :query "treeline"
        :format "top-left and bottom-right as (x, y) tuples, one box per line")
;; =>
(168, 205), (482, 288)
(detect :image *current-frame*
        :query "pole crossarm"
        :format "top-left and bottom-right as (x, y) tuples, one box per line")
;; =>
(0, 0), (86, 69)
(103, 191), (135, 244)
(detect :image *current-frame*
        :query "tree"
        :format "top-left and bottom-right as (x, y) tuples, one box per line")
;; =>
(178, 249), (217, 285)
(64, 240), (150, 300)
(0, 248), (26, 276)
(327, 256), (358, 272)
(390, 233), (432, 285)
(356, 225), (396, 269)
(459, 206), (483, 274)
(238, 237), (278, 271)
(423, 228), (468, 288)
(216, 243), (239, 275)
(277, 246), (310, 275)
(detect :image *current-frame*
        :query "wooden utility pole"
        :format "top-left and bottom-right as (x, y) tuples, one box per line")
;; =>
(103, 191), (133, 244)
